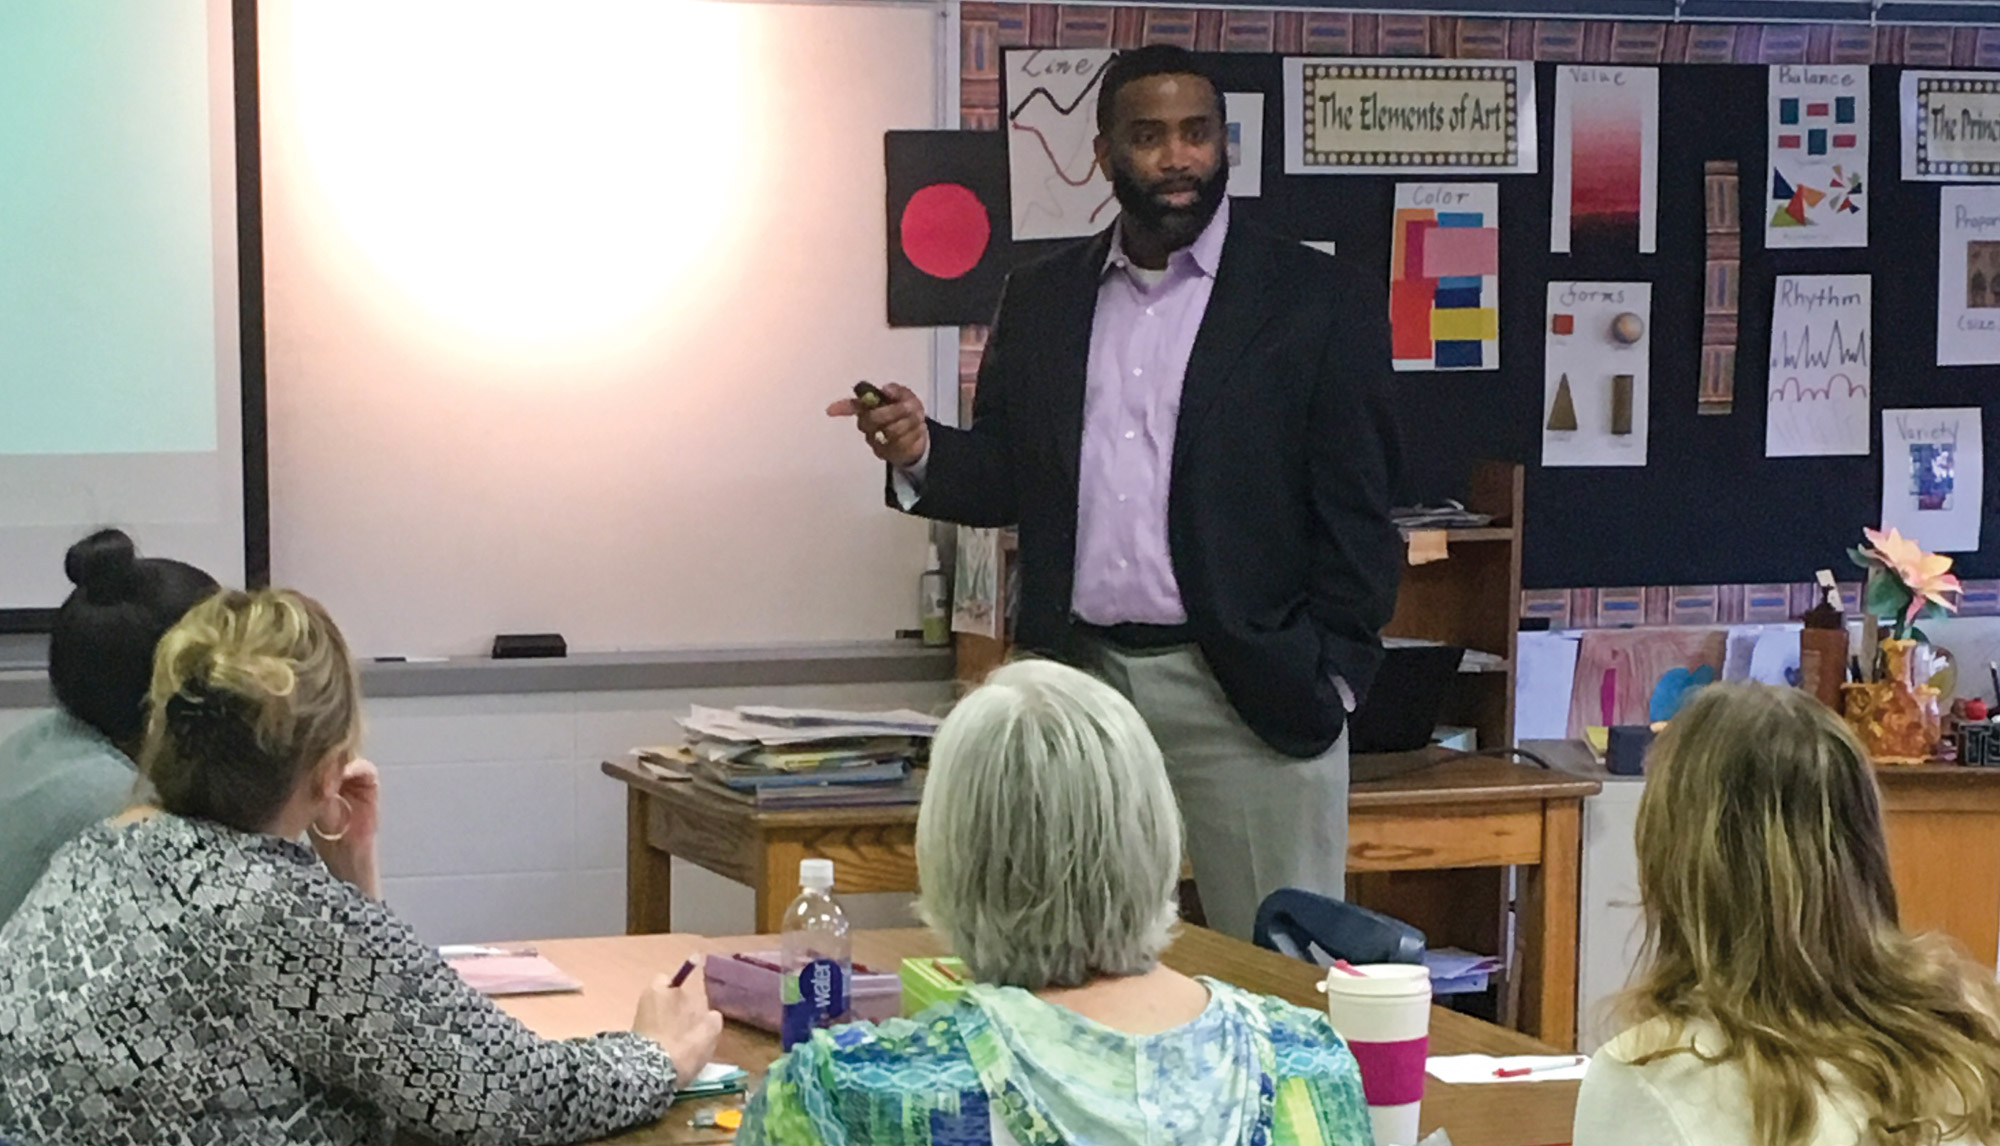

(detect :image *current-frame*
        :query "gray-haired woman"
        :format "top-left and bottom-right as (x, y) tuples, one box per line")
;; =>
(739, 658), (1374, 1146)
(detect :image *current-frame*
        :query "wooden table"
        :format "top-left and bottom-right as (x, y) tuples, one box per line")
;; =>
(1877, 764), (2000, 966)
(499, 927), (1582, 1146)
(607, 754), (1599, 1047)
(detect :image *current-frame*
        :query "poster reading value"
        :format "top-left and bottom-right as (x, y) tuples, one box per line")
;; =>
(1937, 186), (2000, 365)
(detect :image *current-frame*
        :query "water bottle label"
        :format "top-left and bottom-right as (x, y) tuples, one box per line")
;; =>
(780, 958), (848, 1048)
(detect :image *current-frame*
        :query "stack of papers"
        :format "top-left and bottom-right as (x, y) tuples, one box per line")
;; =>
(664, 705), (942, 808)
(1423, 947), (1502, 995)
(674, 1061), (750, 1101)
(441, 947), (582, 996)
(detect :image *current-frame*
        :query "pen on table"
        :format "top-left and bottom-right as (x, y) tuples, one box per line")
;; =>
(1493, 1057), (1585, 1079)
(668, 958), (698, 988)
(439, 945), (536, 959)
(931, 958), (963, 984)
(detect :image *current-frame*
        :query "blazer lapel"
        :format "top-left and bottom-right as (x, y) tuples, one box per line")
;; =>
(1172, 227), (1277, 479)
(1044, 229), (1114, 496)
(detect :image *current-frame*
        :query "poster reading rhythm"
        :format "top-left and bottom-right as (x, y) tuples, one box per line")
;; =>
(1902, 72), (2000, 181)
(1937, 186), (2000, 365)
(1282, 58), (1536, 175)
(1389, 182), (1499, 372)
(1551, 66), (1658, 254)
(1766, 274), (1871, 458)
(1005, 48), (1114, 241)
(1766, 65), (1868, 248)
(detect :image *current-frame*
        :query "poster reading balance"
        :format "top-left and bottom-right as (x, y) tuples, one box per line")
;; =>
(1283, 59), (1537, 175)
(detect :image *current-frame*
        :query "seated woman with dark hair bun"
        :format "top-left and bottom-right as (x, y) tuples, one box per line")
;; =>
(0, 528), (216, 923)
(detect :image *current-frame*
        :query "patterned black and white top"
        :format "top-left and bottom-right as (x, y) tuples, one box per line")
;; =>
(0, 814), (679, 1145)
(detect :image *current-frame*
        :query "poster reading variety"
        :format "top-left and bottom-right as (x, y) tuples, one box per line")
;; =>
(1766, 65), (1868, 248)
(1766, 275), (1872, 457)
(1282, 58), (1535, 175)
(1882, 409), (1983, 553)
(1551, 66), (1658, 254)
(1937, 186), (2000, 365)
(1005, 48), (1114, 241)
(1543, 281), (1652, 467)
(1902, 71), (2000, 182)
(1390, 182), (1499, 372)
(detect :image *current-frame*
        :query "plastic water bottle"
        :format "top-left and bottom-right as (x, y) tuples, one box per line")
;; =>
(779, 858), (852, 1049)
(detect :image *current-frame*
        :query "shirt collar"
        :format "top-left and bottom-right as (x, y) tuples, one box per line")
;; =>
(1104, 197), (1230, 280)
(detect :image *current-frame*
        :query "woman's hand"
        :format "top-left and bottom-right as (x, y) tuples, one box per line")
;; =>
(313, 757), (382, 900)
(633, 968), (724, 1081)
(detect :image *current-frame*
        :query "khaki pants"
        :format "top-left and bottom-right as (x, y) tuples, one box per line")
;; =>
(1085, 640), (1350, 941)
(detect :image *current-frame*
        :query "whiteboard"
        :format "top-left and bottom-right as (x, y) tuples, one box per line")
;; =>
(259, 0), (942, 656)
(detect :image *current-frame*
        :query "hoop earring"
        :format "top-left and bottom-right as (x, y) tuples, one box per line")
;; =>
(309, 794), (352, 843)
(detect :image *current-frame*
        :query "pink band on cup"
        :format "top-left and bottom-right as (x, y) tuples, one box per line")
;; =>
(1346, 1036), (1429, 1106)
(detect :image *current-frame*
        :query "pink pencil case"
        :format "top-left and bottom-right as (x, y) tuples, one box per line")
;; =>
(703, 951), (902, 1032)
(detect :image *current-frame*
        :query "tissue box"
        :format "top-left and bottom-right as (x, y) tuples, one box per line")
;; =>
(702, 951), (901, 1033)
(899, 955), (970, 1015)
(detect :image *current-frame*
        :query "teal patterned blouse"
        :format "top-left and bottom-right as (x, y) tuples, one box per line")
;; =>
(739, 977), (1375, 1146)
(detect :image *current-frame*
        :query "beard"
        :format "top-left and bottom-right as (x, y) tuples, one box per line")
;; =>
(1109, 156), (1228, 249)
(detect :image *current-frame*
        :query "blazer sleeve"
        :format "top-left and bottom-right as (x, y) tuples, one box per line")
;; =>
(1306, 256), (1404, 702)
(880, 277), (1023, 528)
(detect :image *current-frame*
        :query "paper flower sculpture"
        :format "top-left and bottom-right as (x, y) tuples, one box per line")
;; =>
(1851, 527), (1962, 639)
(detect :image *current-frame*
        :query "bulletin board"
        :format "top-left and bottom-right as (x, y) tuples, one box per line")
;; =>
(998, 53), (2000, 590)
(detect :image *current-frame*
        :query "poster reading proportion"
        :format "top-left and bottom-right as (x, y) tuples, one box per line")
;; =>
(1767, 274), (1872, 458)
(1766, 65), (1868, 248)
(1902, 72), (2000, 182)
(1937, 186), (2000, 365)
(1006, 48), (1114, 241)
(1551, 66), (1658, 254)
(1282, 58), (1535, 175)
(1882, 408), (1983, 553)
(1389, 182), (1499, 372)
(1543, 281), (1652, 467)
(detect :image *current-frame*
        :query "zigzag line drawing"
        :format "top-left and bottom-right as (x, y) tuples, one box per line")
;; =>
(1769, 321), (1870, 372)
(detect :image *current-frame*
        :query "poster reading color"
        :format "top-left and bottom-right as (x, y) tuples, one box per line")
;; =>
(1881, 408), (1983, 553)
(1390, 183), (1499, 372)
(1766, 65), (1867, 248)
(1937, 185), (2000, 365)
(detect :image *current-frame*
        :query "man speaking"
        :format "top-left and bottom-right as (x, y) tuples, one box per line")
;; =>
(832, 45), (1402, 939)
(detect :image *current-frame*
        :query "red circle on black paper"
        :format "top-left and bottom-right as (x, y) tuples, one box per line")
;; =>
(900, 183), (990, 280)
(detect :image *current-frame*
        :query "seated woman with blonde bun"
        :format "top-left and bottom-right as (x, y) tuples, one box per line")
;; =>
(739, 658), (1373, 1146)
(1574, 682), (2000, 1146)
(0, 588), (723, 1146)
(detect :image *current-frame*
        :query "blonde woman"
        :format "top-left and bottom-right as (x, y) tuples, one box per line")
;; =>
(1574, 682), (2000, 1146)
(0, 589), (722, 1146)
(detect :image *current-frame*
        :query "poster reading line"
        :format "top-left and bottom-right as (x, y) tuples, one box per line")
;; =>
(1005, 48), (1114, 242)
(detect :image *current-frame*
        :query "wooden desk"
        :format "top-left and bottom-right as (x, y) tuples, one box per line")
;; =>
(606, 754), (1598, 1047)
(499, 928), (1581, 1146)
(1877, 765), (2000, 966)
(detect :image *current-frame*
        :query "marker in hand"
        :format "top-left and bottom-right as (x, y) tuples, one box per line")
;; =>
(669, 958), (698, 988)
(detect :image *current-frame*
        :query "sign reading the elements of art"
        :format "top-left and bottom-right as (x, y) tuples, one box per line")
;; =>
(1902, 71), (2000, 181)
(1283, 58), (1537, 175)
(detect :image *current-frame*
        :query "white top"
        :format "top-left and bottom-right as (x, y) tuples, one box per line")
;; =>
(1574, 1018), (1980, 1146)
(799, 858), (834, 889)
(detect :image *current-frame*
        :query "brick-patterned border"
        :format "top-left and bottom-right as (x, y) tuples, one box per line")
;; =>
(1522, 580), (2000, 629)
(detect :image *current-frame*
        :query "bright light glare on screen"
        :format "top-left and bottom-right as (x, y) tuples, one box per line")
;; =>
(282, 0), (747, 349)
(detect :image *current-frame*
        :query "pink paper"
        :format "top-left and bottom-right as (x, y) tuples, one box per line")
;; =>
(447, 954), (582, 997)
(1419, 227), (1499, 278)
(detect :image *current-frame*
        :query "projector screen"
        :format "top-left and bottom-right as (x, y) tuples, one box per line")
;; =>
(0, 0), (256, 620)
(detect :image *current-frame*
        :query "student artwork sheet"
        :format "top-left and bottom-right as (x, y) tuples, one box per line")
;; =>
(1766, 65), (1868, 248)
(1006, 49), (1114, 241)
(1882, 409), (1983, 553)
(951, 526), (1003, 639)
(1390, 182), (1499, 371)
(1551, 66), (1658, 254)
(1937, 186), (2000, 365)
(1766, 274), (1871, 457)
(1225, 93), (1263, 198)
(1543, 282), (1650, 467)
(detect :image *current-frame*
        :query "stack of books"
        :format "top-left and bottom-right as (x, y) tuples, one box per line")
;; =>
(650, 705), (940, 809)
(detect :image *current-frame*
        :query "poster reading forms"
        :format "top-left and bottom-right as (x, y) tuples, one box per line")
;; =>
(1766, 65), (1868, 248)
(1543, 282), (1651, 467)
(1390, 183), (1499, 371)
(1551, 66), (1659, 254)
(1006, 49), (1114, 241)
(1937, 186), (2000, 365)
(1882, 409), (1983, 553)
(1767, 274), (1871, 457)
(1282, 58), (1536, 175)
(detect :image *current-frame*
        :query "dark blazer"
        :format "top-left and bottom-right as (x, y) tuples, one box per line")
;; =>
(897, 219), (1403, 758)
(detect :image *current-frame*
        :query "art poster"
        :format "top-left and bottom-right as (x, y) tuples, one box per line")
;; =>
(1389, 182), (1499, 372)
(1281, 58), (1535, 175)
(1936, 186), (2000, 365)
(1225, 93), (1264, 198)
(1566, 627), (1727, 739)
(1766, 65), (1868, 248)
(1543, 281), (1651, 467)
(1882, 408), (1983, 553)
(1551, 66), (1658, 254)
(1901, 71), (2000, 181)
(1766, 274), (1871, 457)
(884, 131), (1009, 328)
(1005, 48), (1114, 241)
(951, 525), (1003, 639)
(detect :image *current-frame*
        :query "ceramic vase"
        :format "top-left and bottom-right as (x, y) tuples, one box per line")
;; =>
(1842, 638), (1941, 765)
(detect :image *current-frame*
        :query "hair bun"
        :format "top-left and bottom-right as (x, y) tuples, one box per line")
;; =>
(64, 528), (142, 604)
